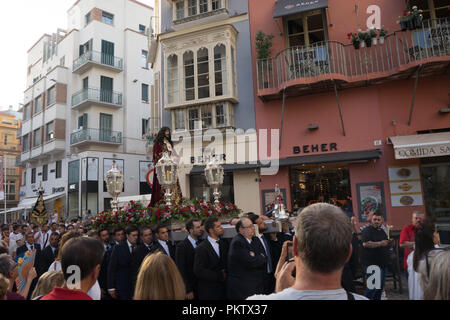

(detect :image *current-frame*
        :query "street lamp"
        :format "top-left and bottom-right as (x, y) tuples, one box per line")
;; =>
(105, 162), (124, 211)
(204, 156), (224, 204)
(155, 152), (178, 207)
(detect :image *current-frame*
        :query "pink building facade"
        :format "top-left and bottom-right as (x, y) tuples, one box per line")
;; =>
(249, 0), (450, 230)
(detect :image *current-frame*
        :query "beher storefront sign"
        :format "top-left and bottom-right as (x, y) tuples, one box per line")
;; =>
(395, 143), (450, 159)
(293, 143), (337, 155)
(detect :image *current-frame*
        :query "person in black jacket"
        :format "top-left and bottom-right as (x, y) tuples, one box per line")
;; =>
(227, 217), (267, 300)
(98, 227), (114, 300)
(152, 224), (176, 259)
(107, 225), (139, 300)
(175, 219), (203, 300)
(38, 232), (60, 274)
(131, 226), (155, 292)
(193, 217), (228, 300)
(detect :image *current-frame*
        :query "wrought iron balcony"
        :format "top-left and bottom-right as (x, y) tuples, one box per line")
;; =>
(70, 128), (122, 146)
(71, 87), (123, 110)
(73, 51), (123, 74)
(257, 17), (450, 100)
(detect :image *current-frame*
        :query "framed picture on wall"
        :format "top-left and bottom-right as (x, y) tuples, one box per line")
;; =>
(356, 182), (387, 222)
(261, 188), (287, 216)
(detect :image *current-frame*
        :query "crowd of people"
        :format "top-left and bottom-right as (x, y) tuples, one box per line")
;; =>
(0, 204), (448, 301)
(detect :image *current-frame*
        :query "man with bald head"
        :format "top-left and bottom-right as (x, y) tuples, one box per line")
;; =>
(227, 217), (267, 300)
(400, 211), (424, 270)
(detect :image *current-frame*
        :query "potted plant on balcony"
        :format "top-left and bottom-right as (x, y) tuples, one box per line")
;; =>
(369, 28), (378, 45)
(398, 11), (411, 31)
(358, 30), (367, 48)
(411, 6), (424, 29)
(378, 27), (388, 44)
(255, 30), (275, 89)
(348, 32), (360, 49)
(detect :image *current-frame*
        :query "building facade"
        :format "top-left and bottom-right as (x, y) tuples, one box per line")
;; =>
(249, 0), (450, 229)
(0, 108), (22, 222)
(151, 0), (261, 213)
(17, 0), (154, 220)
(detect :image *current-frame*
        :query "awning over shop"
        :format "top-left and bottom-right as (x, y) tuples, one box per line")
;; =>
(17, 192), (65, 209)
(389, 132), (450, 160)
(190, 162), (269, 174)
(43, 192), (66, 202)
(274, 0), (328, 18)
(278, 149), (382, 166)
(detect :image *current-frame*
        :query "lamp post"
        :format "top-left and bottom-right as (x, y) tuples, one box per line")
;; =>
(204, 156), (224, 204)
(155, 152), (178, 207)
(105, 162), (124, 211)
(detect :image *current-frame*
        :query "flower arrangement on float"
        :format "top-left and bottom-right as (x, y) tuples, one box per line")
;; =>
(88, 199), (241, 230)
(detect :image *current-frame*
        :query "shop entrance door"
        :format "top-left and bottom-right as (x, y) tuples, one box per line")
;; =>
(422, 162), (450, 222)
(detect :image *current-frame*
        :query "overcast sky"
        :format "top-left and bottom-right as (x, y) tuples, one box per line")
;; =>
(0, 0), (154, 111)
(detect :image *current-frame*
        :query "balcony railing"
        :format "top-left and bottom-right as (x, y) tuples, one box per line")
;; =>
(257, 17), (450, 94)
(72, 88), (123, 108)
(73, 51), (123, 72)
(70, 128), (122, 145)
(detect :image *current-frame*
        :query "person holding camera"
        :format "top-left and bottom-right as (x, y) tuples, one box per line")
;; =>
(361, 212), (393, 300)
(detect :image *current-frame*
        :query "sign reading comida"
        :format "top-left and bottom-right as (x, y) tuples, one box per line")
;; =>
(390, 132), (450, 160)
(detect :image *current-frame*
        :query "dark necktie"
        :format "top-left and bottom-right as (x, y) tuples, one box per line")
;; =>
(131, 244), (135, 253)
(30, 244), (34, 251)
(195, 240), (200, 247)
(43, 233), (48, 248)
(261, 236), (273, 273)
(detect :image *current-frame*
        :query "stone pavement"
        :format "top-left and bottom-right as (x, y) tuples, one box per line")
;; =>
(353, 272), (410, 300)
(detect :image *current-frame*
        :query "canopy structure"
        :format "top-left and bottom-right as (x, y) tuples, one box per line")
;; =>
(274, 0), (328, 18)
(389, 132), (450, 160)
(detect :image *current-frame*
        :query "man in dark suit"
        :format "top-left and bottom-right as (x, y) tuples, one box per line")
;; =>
(193, 217), (228, 300)
(152, 224), (176, 259)
(107, 225), (139, 300)
(248, 213), (275, 294)
(131, 226), (155, 290)
(227, 217), (267, 300)
(16, 231), (42, 299)
(98, 227), (114, 300)
(38, 232), (60, 274)
(176, 219), (203, 300)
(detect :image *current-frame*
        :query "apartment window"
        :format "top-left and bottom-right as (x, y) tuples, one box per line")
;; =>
(199, 0), (208, 13)
(79, 39), (93, 56)
(31, 168), (36, 184)
(197, 48), (210, 99)
(183, 51), (195, 101)
(22, 171), (26, 186)
(188, 0), (197, 16)
(142, 50), (148, 68)
(142, 84), (149, 102)
(56, 160), (62, 179)
(285, 10), (327, 47)
(46, 121), (54, 141)
(47, 86), (55, 106)
(3, 134), (7, 145)
(216, 104), (225, 126)
(6, 181), (15, 200)
(35, 95), (42, 113)
(85, 12), (91, 25)
(43, 164), (48, 181)
(174, 110), (185, 131)
(214, 44), (227, 96)
(23, 104), (30, 121)
(102, 11), (114, 25)
(176, 0), (185, 19)
(60, 56), (65, 67)
(23, 134), (29, 152)
(33, 128), (41, 147)
(201, 105), (212, 129)
(167, 55), (179, 104)
(188, 109), (200, 130)
(142, 118), (149, 136)
(139, 24), (146, 33)
(212, 0), (221, 10)
(231, 46), (236, 96)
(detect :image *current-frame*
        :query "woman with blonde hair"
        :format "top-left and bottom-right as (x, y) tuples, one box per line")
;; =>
(0, 273), (9, 300)
(424, 250), (450, 300)
(134, 251), (185, 300)
(31, 270), (65, 300)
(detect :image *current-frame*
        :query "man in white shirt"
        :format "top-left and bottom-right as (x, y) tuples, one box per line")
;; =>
(8, 225), (24, 256)
(154, 224), (175, 259)
(247, 203), (368, 300)
(39, 224), (52, 249)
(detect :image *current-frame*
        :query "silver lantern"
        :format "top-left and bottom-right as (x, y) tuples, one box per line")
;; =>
(155, 152), (178, 207)
(273, 184), (289, 220)
(105, 162), (124, 211)
(204, 156), (224, 204)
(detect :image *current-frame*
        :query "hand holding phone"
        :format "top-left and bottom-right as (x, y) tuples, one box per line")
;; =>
(286, 242), (294, 262)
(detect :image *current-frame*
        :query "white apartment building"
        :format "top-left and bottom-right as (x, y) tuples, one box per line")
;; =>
(18, 0), (154, 219)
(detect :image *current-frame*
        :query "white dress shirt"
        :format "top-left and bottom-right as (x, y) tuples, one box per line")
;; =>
(127, 240), (135, 254)
(207, 236), (220, 257)
(187, 235), (198, 249)
(157, 239), (171, 257)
